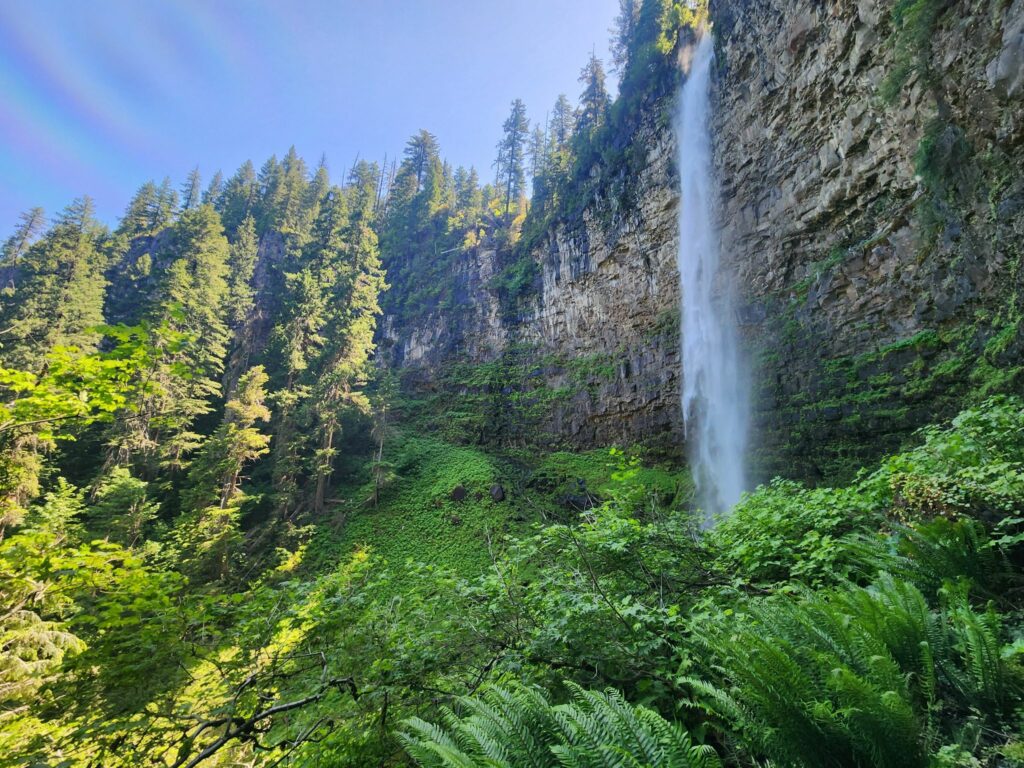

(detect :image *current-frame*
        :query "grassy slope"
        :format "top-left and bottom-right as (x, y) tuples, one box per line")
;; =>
(304, 434), (689, 583)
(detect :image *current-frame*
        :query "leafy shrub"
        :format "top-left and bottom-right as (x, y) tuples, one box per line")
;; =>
(709, 479), (888, 587)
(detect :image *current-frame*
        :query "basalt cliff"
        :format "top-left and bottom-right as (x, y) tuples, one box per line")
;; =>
(382, 0), (1024, 482)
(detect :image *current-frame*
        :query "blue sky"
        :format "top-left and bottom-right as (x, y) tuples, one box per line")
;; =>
(0, 0), (619, 230)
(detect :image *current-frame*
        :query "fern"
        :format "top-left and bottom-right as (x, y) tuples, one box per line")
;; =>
(683, 573), (1023, 767)
(400, 682), (720, 768)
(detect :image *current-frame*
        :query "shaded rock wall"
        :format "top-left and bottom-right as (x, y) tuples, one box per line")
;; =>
(383, 0), (1024, 479)
(713, 0), (1024, 480)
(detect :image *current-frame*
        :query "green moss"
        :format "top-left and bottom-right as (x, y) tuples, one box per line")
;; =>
(879, 0), (948, 104)
(530, 447), (686, 504)
(645, 306), (680, 341)
(490, 253), (541, 315)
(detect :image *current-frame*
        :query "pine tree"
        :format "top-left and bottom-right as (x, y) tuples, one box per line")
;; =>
(549, 94), (576, 150)
(528, 124), (548, 184)
(154, 205), (230, 381)
(577, 54), (611, 140)
(1, 208), (45, 293)
(453, 166), (483, 228)
(404, 130), (441, 191)
(120, 204), (231, 474)
(89, 467), (159, 547)
(267, 268), (326, 518)
(347, 161), (380, 225)
(494, 99), (529, 218)
(0, 198), (107, 371)
(174, 367), (270, 581)
(307, 175), (385, 513)
(105, 182), (168, 328)
(381, 131), (444, 259)
(218, 160), (258, 235)
(116, 182), (160, 240)
(202, 170), (224, 206)
(180, 167), (202, 211)
(2, 208), (45, 266)
(277, 146), (311, 235)
(154, 177), (179, 227)
(226, 215), (259, 331)
(610, 0), (642, 75)
(183, 365), (270, 512)
(223, 215), (260, 393)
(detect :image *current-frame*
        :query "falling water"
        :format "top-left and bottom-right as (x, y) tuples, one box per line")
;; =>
(675, 34), (749, 523)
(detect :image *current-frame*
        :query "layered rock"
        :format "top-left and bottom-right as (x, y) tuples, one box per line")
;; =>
(713, 0), (1024, 479)
(383, 0), (1024, 480)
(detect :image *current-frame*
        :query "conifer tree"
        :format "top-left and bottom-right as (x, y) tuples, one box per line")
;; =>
(223, 215), (260, 393)
(89, 467), (159, 547)
(202, 170), (224, 206)
(347, 161), (380, 225)
(549, 94), (576, 151)
(0, 198), (107, 372)
(1, 208), (45, 266)
(109, 204), (231, 474)
(610, 0), (641, 74)
(154, 205), (231, 382)
(180, 167), (202, 211)
(308, 176), (385, 513)
(154, 177), (179, 227)
(116, 182), (160, 240)
(183, 365), (271, 512)
(267, 267), (326, 518)
(105, 182), (169, 328)
(227, 215), (259, 331)
(1, 208), (45, 293)
(277, 146), (311, 235)
(528, 124), (548, 184)
(218, 160), (258, 235)
(381, 131), (444, 258)
(175, 366), (270, 581)
(577, 54), (611, 140)
(452, 166), (483, 230)
(494, 98), (529, 218)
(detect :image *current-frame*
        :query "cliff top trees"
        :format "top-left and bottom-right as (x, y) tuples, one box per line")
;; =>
(576, 53), (611, 141)
(610, 0), (642, 75)
(218, 160), (258, 235)
(549, 94), (576, 150)
(180, 167), (202, 211)
(494, 98), (530, 218)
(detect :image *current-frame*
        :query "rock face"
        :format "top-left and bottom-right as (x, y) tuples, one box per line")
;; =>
(381, 120), (686, 455)
(712, 0), (1024, 479)
(383, 0), (1024, 481)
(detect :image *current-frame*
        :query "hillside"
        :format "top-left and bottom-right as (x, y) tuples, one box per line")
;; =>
(1, 1), (1022, 766)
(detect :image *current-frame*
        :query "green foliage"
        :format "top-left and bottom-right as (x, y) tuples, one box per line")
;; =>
(88, 466), (159, 547)
(880, 0), (948, 104)
(0, 13), (1021, 765)
(868, 396), (1024, 521)
(686, 574), (1022, 767)
(710, 480), (888, 587)
(401, 681), (720, 768)
(0, 197), (107, 372)
(322, 434), (519, 581)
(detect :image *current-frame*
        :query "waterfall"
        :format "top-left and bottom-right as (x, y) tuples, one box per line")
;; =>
(675, 34), (749, 523)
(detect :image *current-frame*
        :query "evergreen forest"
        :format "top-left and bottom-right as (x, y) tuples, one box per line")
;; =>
(1, 1), (1023, 766)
